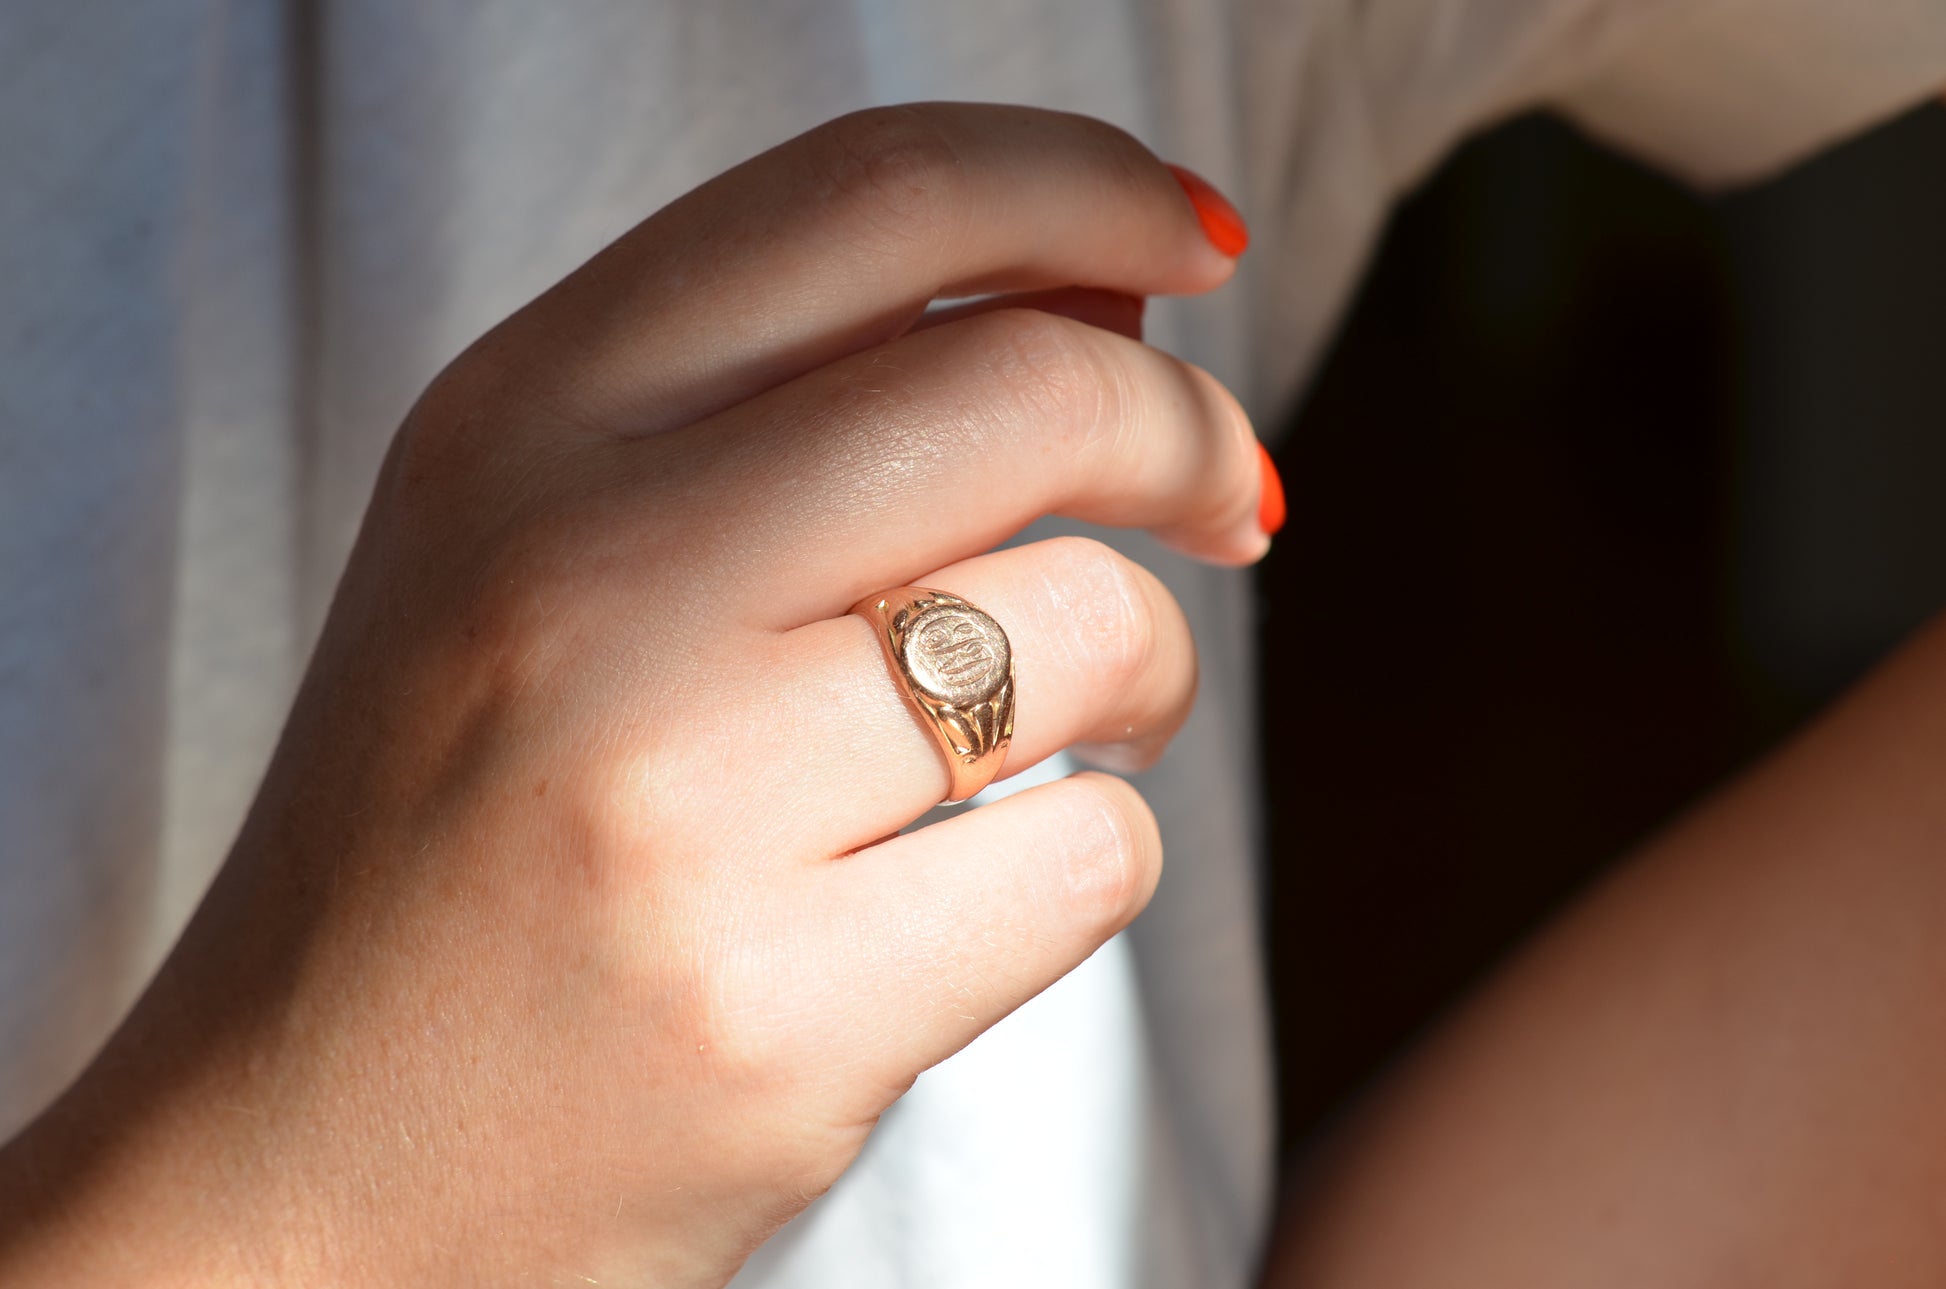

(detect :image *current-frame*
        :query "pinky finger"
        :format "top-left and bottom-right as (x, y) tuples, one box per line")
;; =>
(816, 772), (1162, 1088)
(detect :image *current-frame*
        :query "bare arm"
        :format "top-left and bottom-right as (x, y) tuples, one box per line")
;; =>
(1265, 598), (1946, 1284)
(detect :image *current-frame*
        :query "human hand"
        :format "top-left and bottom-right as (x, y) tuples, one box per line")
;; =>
(0, 103), (1271, 1286)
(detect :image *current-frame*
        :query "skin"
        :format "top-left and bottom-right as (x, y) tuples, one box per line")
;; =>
(1258, 99), (1946, 1288)
(4, 95), (1943, 1287)
(1262, 613), (1946, 1286)
(0, 104), (1263, 1286)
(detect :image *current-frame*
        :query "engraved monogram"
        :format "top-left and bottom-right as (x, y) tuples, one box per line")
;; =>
(920, 613), (995, 683)
(858, 588), (1015, 802)
(901, 603), (1010, 706)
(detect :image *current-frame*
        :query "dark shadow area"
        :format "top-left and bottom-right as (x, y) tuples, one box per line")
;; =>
(1259, 104), (1946, 1162)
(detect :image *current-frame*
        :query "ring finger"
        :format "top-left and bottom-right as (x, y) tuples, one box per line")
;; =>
(737, 534), (1197, 859)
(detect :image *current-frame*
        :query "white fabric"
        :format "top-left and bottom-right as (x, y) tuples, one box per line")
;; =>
(1, 2), (1940, 1283)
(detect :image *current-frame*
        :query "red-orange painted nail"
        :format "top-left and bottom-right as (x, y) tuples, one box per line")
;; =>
(1256, 441), (1286, 536)
(1167, 164), (1250, 257)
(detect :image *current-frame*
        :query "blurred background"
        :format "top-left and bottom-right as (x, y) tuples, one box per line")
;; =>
(1257, 102), (1946, 1162)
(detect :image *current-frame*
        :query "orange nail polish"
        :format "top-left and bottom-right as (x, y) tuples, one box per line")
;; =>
(1167, 164), (1250, 257)
(1256, 441), (1285, 536)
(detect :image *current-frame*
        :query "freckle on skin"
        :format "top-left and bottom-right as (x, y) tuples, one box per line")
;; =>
(534, 779), (548, 797)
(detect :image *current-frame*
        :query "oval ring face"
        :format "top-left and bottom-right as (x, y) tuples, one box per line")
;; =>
(901, 604), (1011, 706)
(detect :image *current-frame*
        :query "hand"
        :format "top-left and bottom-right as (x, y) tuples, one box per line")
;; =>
(0, 103), (1267, 1287)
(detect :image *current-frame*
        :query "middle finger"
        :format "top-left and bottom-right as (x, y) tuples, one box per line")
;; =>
(629, 306), (1268, 630)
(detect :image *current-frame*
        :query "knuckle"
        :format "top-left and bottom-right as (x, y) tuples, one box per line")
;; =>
(389, 360), (498, 496)
(817, 347), (931, 460)
(964, 308), (1122, 448)
(451, 521), (682, 710)
(1136, 358), (1259, 547)
(386, 337), (576, 517)
(401, 326), (532, 449)
(1042, 535), (1163, 695)
(1076, 113), (1156, 171)
(635, 894), (802, 1096)
(1048, 110), (1165, 200)
(687, 968), (794, 1095)
(1187, 363), (1260, 532)
(809, 105), (967, 247)
(1052, 773), (1161, 934)
(446, 527), (581, 691)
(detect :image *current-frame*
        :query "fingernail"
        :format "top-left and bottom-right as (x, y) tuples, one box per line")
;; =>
(1256, 441), (1285, 536)
(1167, 164), (1250, 257)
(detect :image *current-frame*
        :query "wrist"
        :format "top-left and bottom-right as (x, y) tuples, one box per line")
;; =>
(0, 1050), (330, 1286)
(0, 931), (375, 1288)
(0, 917), (731, 1289)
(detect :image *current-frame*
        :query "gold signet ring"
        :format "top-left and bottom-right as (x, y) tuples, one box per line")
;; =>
(851, 587), (1016, 804)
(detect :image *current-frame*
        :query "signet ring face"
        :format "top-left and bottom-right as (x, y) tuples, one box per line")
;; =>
(851, 588), (1015, 804)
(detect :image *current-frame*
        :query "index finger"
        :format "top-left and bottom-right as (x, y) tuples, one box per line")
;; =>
(481, 102), (1242, 435)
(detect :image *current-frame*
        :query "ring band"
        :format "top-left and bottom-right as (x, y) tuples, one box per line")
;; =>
(851, 587), (1016, 803)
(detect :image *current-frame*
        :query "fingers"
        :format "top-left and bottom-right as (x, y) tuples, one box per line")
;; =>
(814, 771), (1162, 1082)
(478, 103), (1236, 434)
(637, 306), (1265, 630)
(729, 536), (1195, 858)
